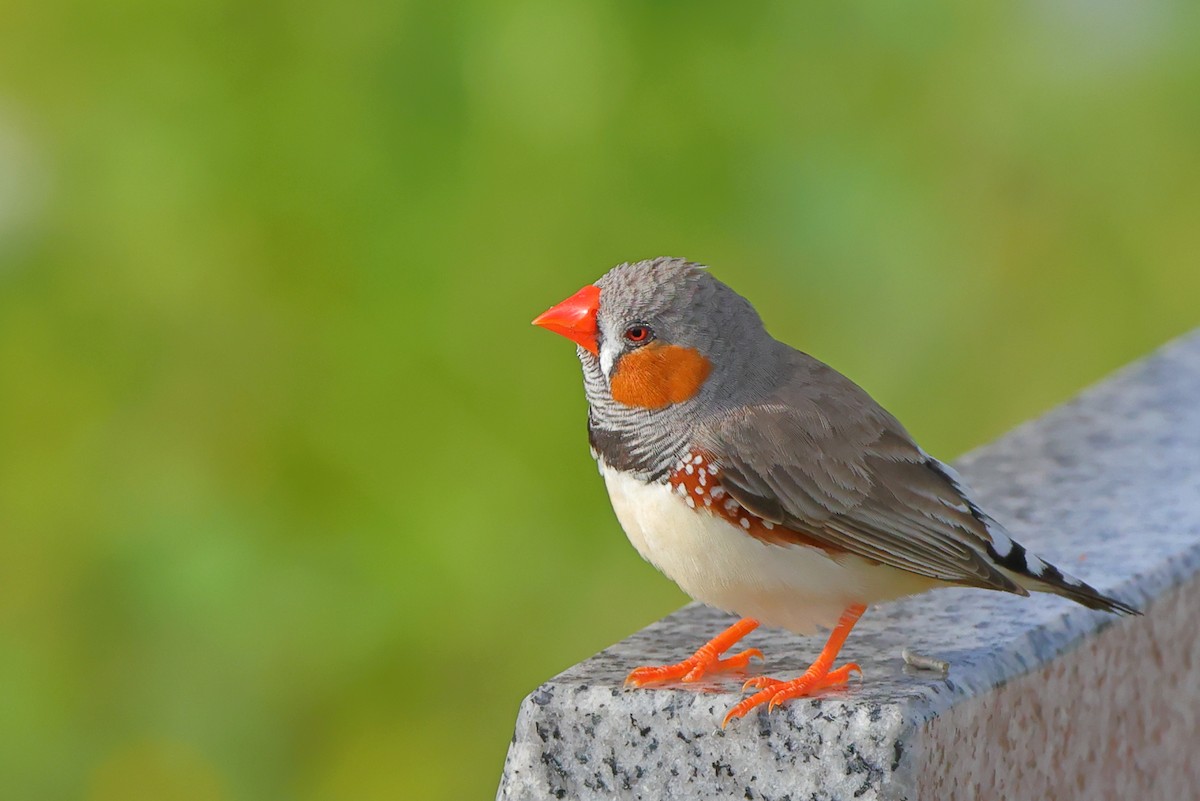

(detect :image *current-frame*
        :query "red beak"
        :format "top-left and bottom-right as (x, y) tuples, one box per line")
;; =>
(531, 284), (601, 355)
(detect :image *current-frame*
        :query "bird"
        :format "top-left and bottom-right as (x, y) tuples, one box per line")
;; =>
(531, 257), (1139, 727)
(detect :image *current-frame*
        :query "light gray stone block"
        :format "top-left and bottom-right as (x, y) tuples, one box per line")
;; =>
(498, 330), (1200, 801)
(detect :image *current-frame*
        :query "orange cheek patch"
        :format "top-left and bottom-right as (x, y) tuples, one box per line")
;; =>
(609, 344), (712, 409)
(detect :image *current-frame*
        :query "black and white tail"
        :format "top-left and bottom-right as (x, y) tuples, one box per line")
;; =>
(985, 537), (1141, 616)
(923, 456), (1140, 616)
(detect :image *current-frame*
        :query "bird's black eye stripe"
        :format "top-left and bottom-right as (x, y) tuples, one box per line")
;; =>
(623, 324), (653, 345)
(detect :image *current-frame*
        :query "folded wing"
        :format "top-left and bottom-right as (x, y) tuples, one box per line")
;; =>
(700, 377), (1025, 595)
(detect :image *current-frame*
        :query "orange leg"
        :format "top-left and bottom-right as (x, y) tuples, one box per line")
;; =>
(626, 618), (764, 687)
(722, 604), (866, 728)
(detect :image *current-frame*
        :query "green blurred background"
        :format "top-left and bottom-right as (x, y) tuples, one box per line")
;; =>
(1, 1), (1198, 798)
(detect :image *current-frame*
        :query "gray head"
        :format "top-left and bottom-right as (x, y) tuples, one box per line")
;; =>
(533, 257), (785, 476)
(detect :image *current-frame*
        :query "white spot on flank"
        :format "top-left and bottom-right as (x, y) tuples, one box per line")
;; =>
(703, 497), (712, 507)
(707, 465), (718, 475)
(740, 518), (751, 529)
(711, 487), (725, 500)
(686, 496), (696, 509)
(694, 486), (704, 496)
(675, 484), (688, 497)
(698, 472), (707, 486)
(762, 521), (775, 530)
(724, 499), (739, 512)
(685, 465), (694, 475)
(693, 455), (703, 465)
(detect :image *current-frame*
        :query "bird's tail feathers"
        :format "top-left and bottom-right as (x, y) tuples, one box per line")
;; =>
(986, 539), (1140, 616)
(1038, 574), (1141, 615)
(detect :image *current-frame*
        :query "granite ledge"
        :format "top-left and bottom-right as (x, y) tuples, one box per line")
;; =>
(498, 329), (1200, 801)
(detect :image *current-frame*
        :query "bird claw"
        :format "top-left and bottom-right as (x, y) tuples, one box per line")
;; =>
(722, 662), (862, 727)
(741, 675), (782, 692)
(626, 619), (763, 687)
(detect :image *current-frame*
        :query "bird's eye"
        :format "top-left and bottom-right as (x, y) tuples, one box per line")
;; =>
(623, 325), (652, 344)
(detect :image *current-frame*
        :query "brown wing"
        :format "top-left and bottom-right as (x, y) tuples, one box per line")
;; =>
(698, 358), (1024, 594)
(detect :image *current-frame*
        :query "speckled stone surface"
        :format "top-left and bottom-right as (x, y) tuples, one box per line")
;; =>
(498, 330), (1200, 801)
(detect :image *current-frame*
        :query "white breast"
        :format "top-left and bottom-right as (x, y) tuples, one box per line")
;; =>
(601, 463), (933, 634)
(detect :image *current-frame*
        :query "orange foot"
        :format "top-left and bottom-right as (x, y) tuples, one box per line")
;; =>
(722, 604), (868, 728)
(626, 618), (764, 687)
